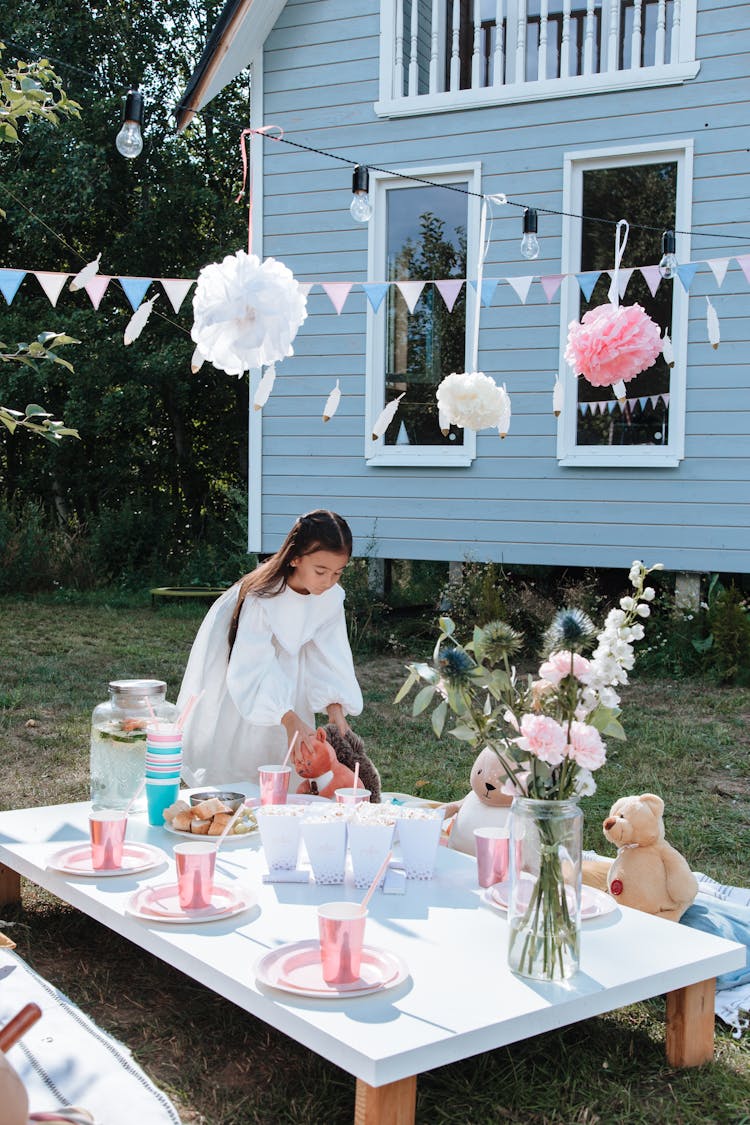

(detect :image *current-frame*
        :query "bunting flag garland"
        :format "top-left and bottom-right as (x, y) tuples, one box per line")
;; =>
(322, 379), (341, 422)
(69, 254), (100, 292)
(579, 392), (670, 415)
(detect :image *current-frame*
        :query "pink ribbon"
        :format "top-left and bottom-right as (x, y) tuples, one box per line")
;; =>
(236, 125), (284, 254)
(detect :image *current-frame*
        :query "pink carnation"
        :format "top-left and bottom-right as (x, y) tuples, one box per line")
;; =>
(564, 303), (663, 388)
(517, 714), (567, 766)
(567, 721), (606, 770)
(538, 651), (592, 686)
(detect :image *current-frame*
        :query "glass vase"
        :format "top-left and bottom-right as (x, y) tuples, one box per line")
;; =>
(507, 797), (583, 982)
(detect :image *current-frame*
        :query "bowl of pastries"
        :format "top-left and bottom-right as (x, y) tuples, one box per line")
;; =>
(163, 795), (258, 838)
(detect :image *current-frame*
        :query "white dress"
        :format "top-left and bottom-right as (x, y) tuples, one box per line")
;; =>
(177, 582), (363, 787)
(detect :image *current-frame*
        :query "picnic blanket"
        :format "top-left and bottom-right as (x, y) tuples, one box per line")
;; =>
(0, 947), (182, 1125)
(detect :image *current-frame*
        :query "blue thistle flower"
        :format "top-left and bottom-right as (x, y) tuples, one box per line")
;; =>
(544, 607), (596, 653)
(438, 645), (475, 683)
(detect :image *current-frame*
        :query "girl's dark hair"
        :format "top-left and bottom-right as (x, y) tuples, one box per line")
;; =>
(228, 510), (353, 653)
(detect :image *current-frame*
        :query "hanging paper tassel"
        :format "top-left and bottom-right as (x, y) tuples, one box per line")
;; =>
(69, 253), (102, 292)
(496, 384), (511, 438)
(322, 379), (341, 422)
(253, 364), (277, 410)
(123, 295), (157, 345)
(661, 331), (675, 368)
(706, 296), (720, 350)
(552, 378), (564, 417)
(191, 345), (206, 373)
(612, 379), (627, 404)
(372, 393), (405, 440)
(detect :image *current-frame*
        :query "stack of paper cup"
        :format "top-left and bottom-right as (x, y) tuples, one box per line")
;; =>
(347, 805), (396, 889)
(393, 806), (445, 879)
(255, 804), (306, 870)
(145, 721), (182, 826)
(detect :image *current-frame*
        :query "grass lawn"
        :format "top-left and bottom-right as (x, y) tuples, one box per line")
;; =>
(0, 595), (748, 1124)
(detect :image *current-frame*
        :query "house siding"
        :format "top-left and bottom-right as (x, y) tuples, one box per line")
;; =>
(258, 0), (750, 572)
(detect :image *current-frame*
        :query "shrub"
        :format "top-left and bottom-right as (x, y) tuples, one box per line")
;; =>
(708, 584), (750, 684)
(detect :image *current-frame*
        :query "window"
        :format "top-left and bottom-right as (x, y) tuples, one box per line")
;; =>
(366, 163), (481, 466)
(558, 141), (693, 466)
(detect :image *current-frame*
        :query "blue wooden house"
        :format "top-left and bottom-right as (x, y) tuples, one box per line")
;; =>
(177, 0), (750, 578)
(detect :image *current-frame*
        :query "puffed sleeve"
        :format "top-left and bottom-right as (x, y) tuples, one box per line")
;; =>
(226, 597), (296, 725)
(303, 601), (363, 717)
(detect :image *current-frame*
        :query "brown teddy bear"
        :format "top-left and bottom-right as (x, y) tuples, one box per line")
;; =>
(595, 792), (698, 922)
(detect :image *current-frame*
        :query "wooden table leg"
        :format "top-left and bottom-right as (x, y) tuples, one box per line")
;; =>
(666, 977), (716, 1066)
(354, 1075), (417, 1125)
(0, 865), (21, 908)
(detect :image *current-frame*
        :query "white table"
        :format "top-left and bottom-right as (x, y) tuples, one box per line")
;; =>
(0, 794), (744, 1125)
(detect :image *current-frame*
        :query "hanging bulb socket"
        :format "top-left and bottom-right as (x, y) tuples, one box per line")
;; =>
(520, 207), (540, 261)
(659, 228), (678, 280)
(116, 87), (144, 159)
(350, 164), (373, 222)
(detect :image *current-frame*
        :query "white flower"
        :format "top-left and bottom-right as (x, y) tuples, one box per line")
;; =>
(436, 371), (511, 432)
(619, 596), (635, 611)
(191, 250), (308, 375)
(629, 561), (643, 582)
(641, 587), (655, 601)
(573, 768), (597, 797)
(636, 604), (651, 618)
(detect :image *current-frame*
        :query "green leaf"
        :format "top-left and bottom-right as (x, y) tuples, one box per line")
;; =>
(601, 716), (626, 740)
(448, 723), (478, 742)
(691, 635), (713, 653)
(412, 684), (437, 716)
(24, 404), (52, 417)
(438, 616), (455, 636)
(393, 671), (417, 704)
(412, 661), (438, 684)
(431, 699), (448, 737)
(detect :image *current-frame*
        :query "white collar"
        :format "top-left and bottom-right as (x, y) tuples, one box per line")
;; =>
(260, 583), (344, 654)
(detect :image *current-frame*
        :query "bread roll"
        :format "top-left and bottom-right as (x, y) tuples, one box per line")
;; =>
(207, 812), (232, 836)
(172, 810), (195, 832)
(190, 818), (210, 835)
(163, 800), (190, 823)
(192, 797), (230, 820)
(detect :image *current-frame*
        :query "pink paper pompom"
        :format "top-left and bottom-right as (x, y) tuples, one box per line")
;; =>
(564, 303), (662, 388)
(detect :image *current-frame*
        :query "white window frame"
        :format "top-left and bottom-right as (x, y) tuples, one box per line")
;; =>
(557, 139), (693, 468)
(365, 161), (482, 467)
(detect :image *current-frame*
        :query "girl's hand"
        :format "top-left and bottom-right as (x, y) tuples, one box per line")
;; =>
(281, 710), (316, 754)
(326, 702), (350, 737)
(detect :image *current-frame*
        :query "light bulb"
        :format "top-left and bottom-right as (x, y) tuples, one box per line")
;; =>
(659, 228), (677, 280)
(350, 164), (372, 222)
(520, 207), (540, 260)
(116, 121), (143, 158)
(116, 88), (144, 159)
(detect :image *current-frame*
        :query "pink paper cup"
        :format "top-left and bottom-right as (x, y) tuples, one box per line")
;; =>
(334, 788), (371, 806)
(89, 810), (127, 870)
(474, 826), (510, 888)
(258, 764), (291, 806)
(174, 841), (217, 910)
(318, 901), (367, 984)
(145, 722), (183, 752)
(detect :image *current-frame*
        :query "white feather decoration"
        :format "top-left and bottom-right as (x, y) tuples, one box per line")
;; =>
(612, 379), (627, 404)
(372, 393), (404, 440)
(661, 331), (675, 368)
(123, 295), (157, 345)
(322, 380), (341, 422)
(253, 364), (277, 411)
(438, 405), (450, 436)
(191, 345), (206, 374)
(706, 296), (720, 350)
(496, 384), (511, 438)
(69, 253), (101, 292)
(552, 378), (564, 417)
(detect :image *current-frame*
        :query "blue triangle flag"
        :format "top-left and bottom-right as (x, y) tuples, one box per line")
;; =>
(361, 282), (389, 312)
(118, 276), (152, 310)
(639, 397), (648, 410)
(480, 278), (499, 307)
(676, 262), (699, 293)
(0, 269), (26, 305)
(576, 271), (601, 301)
(607, 401), (617, 414)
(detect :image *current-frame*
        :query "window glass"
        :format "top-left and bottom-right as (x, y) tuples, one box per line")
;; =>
(576, 161), (676, 447)
(384, 183), (467, 446)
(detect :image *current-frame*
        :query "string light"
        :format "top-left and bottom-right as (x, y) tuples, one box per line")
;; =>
(658, 229), (678, 280)
(350, 165), (373, 222)
(115, 87), (144, 159)
(520, 208), (540, 261)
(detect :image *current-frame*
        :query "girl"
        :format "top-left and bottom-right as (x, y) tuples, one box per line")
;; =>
(178, 510), (363, 788)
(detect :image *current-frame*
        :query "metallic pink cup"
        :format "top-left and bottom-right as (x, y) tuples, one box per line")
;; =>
(474, 827), (510, 888)
(334, 787), (371, 806)
(318, 901), (368, 984)
(173, 841), (217, 910)
(258, 764), (291, 806)
(89, 811), (127, 870)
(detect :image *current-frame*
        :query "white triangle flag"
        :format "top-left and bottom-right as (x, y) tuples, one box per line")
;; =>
(395, 281), (424, 314)
(706, 258), (729, 288)
(160, 278), (195, 313)
(506, 275), (534, 304)
(34, 271), (69, 307)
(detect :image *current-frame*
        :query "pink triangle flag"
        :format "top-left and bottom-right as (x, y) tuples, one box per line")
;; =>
(607, 267), (634, 300)
(34, 271), (69, 307)
(661, 393), (670, 406)
(160, 278), (195, 313)
(640, 265), (662, 297)
(395, 281), (425, 313)
(735, 255), (750, 284)
(706, 258), (729, 287)
(435, 279), (464, 312)
(85, 275), (111, 310)
(322, 282), (353, 315)
(506, 275), (534, 304)
(541, 275), (564, 303)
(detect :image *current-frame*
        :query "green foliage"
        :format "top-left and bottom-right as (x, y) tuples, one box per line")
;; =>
(708, 584), (750, 684)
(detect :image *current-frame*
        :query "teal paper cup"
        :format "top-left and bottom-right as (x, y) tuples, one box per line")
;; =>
(146, 777), (180, 826)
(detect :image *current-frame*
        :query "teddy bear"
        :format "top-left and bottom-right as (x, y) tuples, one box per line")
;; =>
(594, 792), (698, 922)
(442, 747), (513, 856)
(291, 726), (374, 801)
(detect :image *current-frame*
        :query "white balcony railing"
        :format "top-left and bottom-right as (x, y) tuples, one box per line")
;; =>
(376, 0), (699, 116)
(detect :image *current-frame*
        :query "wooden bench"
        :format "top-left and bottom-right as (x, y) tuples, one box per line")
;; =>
(150, 586), (226, 607)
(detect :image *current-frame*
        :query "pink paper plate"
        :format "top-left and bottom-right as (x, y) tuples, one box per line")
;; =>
(486, 879), (617, 920)
(47, 842), (166, 877)
(256, 940), (408, 998)
(126, 881), (253, 923)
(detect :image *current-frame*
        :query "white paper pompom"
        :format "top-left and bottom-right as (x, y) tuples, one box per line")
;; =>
(436, 371), (511, 432)
(191, 250), (307, 375)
